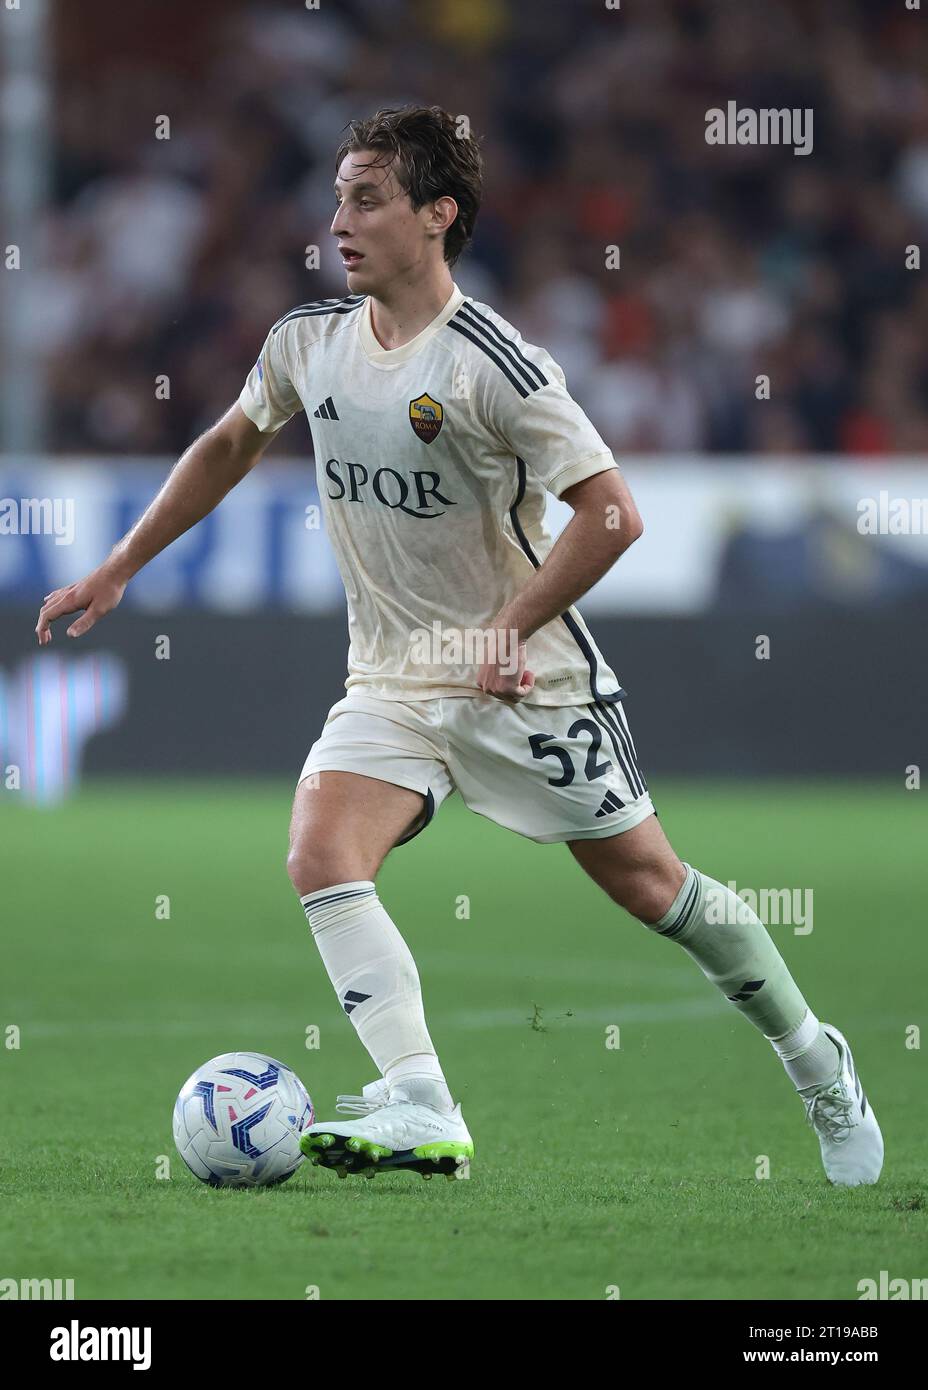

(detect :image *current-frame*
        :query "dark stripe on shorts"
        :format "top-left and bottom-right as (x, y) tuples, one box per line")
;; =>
(588, 704), (639, 800)
(593, 699), (646, 798)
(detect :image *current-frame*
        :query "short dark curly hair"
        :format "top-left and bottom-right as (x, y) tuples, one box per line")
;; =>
(334, 105), (483, 267)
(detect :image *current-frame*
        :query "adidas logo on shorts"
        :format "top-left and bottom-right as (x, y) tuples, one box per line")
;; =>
(595, 789), (626, 817)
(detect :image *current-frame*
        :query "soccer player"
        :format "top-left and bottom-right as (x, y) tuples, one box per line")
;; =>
(36, 106), (882, 1186)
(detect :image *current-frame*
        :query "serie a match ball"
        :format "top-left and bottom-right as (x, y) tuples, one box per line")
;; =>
(173, 1051), (314, 1188)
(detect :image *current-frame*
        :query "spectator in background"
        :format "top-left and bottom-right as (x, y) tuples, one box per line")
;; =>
(36, 0), (928, 460)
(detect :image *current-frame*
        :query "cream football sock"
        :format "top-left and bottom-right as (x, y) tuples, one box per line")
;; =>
(301, 881), (454, 1113)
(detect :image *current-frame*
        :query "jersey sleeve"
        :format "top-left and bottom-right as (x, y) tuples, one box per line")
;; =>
(482, 350), (618, 498)
(238, 321), (304, 434)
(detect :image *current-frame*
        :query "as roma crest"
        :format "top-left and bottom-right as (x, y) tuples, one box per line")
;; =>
(409, 393), (443, 444)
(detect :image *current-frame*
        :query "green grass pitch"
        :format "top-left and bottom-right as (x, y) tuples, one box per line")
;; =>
(1, 778), (924, 1301)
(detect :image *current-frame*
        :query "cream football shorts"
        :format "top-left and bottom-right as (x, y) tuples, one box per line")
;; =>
(297, 692), (654, 847)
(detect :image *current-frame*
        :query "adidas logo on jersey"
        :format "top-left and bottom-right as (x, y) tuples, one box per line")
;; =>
(595, 789), (626, 818)
(313, 397), (339, 420)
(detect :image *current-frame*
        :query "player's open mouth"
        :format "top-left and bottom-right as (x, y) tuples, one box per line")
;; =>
(340, 250), (364, 268)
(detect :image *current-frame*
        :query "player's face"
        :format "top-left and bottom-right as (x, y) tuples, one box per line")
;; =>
(331, 150), (437, 293)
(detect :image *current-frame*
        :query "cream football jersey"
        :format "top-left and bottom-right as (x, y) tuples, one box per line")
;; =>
(239, 282), (626, 706)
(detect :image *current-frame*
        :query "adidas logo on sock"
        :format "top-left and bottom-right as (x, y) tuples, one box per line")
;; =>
(595, 789), (626, 818)
(313, 397), (339, 420)
(727, 978), (765, 1002)
(342, 989), (371, 1015)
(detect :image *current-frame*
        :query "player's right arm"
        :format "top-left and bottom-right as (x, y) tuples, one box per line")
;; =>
(37, 313), (304, 645)
(35, 402), (280, 644)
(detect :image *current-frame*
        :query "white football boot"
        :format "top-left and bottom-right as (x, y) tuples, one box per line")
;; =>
(802, 1025), (883, 1186)
(301, 1081), (474, 1180)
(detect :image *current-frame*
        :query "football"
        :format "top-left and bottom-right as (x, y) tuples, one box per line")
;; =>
(172, 1051), (314, 1188)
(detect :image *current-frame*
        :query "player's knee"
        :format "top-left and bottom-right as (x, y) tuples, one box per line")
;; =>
(286, 841), (367, 899)
(612, 863), (683, 924)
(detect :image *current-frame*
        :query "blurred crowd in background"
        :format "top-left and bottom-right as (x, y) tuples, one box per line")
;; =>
(37, 0), (928, 458)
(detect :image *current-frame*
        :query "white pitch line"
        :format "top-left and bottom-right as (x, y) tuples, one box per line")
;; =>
(15, 995), (724, 1039)
(13, 1005), (912, 1039)
(442, 997), (726, 1029)
(421, 951), (698, 988)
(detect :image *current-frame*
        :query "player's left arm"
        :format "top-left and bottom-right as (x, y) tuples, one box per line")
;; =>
(474, 338), (642, 701)
(478, 465), (642, 700)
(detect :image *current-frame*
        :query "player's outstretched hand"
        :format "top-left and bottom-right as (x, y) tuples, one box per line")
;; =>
(477, 636), (535, 703)
(35, 564), (128, 646)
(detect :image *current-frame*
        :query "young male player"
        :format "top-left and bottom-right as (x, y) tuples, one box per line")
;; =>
(36, 106), (882, 1187)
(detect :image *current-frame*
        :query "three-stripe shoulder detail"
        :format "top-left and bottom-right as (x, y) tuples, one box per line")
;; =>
(446, 302), (549, 398)
(272, 296), (366, 334)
